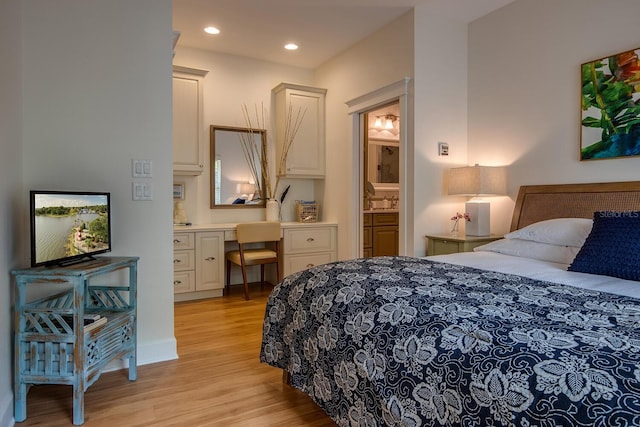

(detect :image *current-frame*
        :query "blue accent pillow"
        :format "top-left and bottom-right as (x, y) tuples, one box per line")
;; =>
(568, 211), (640, 281)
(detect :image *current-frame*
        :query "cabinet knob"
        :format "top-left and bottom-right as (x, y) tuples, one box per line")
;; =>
(173, 259), (181, 263)
(205, 257), (215, 261)
(306, 237), (315, 242)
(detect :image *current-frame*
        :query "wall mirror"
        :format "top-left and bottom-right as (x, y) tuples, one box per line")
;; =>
(210, 125), (266, 208)
(365, 138), (400, 190)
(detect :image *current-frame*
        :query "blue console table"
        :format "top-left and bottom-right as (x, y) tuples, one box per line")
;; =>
(12, 256), (138, 425)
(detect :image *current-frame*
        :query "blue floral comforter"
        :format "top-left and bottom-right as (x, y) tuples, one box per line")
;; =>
(260, 257), (640, 426)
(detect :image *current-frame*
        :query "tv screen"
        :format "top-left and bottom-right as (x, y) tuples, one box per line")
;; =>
(30, 190), (112, 267)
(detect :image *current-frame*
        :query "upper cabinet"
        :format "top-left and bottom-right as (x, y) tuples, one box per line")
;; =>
(272, 83), (327, 178)
(173, 66), (208, 175)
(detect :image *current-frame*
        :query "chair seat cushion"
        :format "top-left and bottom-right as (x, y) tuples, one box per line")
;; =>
(227, 249), (278, 265)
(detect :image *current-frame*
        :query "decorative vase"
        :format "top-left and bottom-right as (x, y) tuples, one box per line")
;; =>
(450, 219), (460, 236)
(266, 199), (280, 222)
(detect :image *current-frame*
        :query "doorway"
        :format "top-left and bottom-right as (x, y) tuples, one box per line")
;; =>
(363, 102), (400, 257)
(346, 77), (412, 258)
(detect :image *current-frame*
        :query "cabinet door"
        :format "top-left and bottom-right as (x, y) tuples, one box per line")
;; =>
(273, 83), (327, 178)
(372, 226), (398, 256)
(173, 67), (207, 175)
(195, 231), (224, 290)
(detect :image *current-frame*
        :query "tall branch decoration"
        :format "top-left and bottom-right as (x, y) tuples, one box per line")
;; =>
(581, 47), (640, 160)
(239, 103), (305, 201)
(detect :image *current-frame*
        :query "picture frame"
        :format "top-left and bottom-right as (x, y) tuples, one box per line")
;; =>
(173, 183), (185, 199)
(580, 47), (640, 161)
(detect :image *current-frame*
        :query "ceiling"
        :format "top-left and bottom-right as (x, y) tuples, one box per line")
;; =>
(172, 0), (516, 69)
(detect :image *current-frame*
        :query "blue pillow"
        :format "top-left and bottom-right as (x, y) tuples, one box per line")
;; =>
(568, 211), (640, 281)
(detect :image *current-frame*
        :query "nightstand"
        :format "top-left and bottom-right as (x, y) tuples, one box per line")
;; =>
(425, 234), (502, 256)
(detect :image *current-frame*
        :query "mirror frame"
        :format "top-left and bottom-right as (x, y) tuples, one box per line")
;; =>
(210, 125), (266, 209)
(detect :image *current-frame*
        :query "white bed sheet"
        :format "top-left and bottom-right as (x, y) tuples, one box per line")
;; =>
(426, 251), (640, 299)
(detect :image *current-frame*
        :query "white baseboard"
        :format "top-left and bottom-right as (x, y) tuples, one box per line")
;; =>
(105, 336), (178, 372)
(0, 390), (14, 427)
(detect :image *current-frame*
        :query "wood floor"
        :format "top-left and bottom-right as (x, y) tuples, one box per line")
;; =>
(17, 284), (337, 426)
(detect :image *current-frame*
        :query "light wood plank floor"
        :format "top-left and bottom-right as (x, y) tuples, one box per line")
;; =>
(18, 284), (337, 426)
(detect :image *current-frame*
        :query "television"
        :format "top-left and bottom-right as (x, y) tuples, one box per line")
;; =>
(30, 190), (112, 267)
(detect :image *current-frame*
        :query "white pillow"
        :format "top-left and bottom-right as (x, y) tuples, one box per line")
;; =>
(504, 218), (593, 247)
(474, 238), (580, 265)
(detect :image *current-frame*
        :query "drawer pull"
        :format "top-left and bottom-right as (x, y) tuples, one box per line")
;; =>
(205, 257), (216, 261)
(306, 263), (315, 268)
(173, 280), (182, 285)
(173, 239), (180, 243)
(173, 259), (181, 263)
(306, 237), (315, 242)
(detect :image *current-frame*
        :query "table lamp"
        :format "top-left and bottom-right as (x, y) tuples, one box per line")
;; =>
(448, 164), (506, 236)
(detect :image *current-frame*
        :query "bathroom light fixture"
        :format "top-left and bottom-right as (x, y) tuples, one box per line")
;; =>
(374, 116), (383, 128)
(448, 164), (507, 236)
(204, 26), (220, 35)
(384, 114), (398, 130)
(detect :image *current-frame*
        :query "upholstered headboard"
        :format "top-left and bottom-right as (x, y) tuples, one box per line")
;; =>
(510, 181), (640, 231)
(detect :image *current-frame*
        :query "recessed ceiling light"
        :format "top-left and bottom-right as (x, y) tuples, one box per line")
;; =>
(204, 26), (220, 35)
(284, 43), (299, 51)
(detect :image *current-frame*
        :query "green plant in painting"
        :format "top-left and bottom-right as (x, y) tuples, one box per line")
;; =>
(581, 49), (640, 160)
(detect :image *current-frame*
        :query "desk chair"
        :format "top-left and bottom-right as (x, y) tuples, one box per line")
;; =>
(226, 221), (281, 300)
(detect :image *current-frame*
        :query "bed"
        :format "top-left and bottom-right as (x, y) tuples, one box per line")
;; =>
(260, 182), (640, 426)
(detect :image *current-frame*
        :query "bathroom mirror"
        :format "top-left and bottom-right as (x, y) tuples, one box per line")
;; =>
(210, 125), (266, 208)
(365, 138), (400, 190)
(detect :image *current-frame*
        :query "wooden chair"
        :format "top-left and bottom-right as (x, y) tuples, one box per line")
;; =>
(225, 221), (281, 300)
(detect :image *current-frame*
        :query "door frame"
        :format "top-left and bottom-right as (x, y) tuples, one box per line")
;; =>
(346, 78), (413, 257)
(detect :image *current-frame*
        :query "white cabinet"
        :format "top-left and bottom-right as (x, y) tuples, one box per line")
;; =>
(272, 83), (327, 178)
(173, 231), (224, 299)
(195, 231), (225, 291)
(173, 66), (208, 175)
(283, 224), (337, 276)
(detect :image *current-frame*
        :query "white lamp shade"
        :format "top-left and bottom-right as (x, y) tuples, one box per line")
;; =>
(448, 165), (506, 196)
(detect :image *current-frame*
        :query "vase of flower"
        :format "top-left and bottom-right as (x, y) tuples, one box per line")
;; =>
(266, 198), (280, 222)
(450, 212), (471, 236)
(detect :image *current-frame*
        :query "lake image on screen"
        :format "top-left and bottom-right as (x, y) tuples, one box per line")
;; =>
(34, 194), (109, 264)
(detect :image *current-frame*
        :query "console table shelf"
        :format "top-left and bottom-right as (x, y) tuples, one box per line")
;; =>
(12, 256), (138, 425)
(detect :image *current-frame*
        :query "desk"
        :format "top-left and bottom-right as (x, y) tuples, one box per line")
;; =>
(173, 222), (337, 301)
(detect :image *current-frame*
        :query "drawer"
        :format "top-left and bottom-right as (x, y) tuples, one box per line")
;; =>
(284, 227), (336, 254)
(285, 252), (336, 275)
(173, 232), (194, 250)
(432, 239), (460, 255)
(173, 250), (195, 271)
(372, 212), (398, 226)
(173, 271), (195, 293)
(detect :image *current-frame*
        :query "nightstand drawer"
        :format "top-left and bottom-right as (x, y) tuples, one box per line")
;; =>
(432, 239), (461, 255)
(425, 234), (502, 256)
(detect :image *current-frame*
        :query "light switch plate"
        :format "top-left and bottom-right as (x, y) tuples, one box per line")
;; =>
(132, 159), (153, 178)
(438, 142), (449, 156)
(132, 182), (153, 201)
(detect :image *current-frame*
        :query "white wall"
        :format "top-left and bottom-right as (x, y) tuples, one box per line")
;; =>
(315, 11), (414, 259)
(20, 0), (176, 371)
(411, 4), (473, 255)
(172, 47), (316, 224)
(468, 0), (640, 234)
(0, 0), (23, 423)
